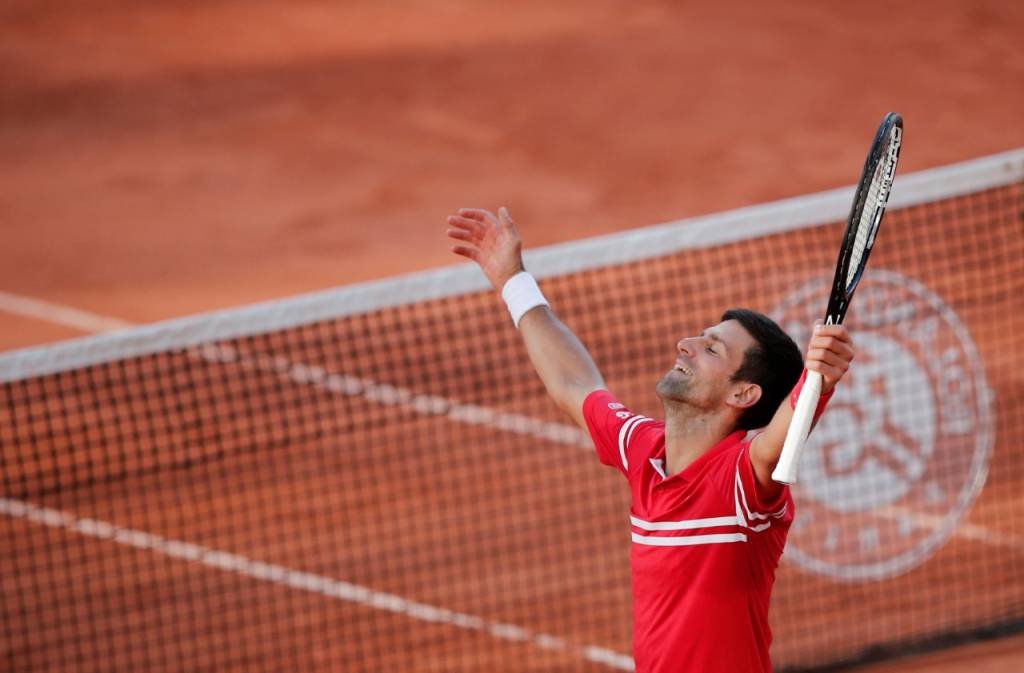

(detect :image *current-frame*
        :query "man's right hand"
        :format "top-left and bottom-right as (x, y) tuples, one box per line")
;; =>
(446, 206), (605, 428)
(447, 207), (525, 291)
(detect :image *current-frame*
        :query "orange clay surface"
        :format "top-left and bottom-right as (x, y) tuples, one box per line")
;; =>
(2, 1), (1023, 671)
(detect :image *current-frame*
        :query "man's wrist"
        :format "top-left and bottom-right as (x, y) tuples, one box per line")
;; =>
(501, 271), (549, 328)
(790, 369), (835, 422)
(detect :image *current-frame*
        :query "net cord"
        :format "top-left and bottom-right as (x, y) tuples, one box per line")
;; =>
(1, 148), (1021, 383)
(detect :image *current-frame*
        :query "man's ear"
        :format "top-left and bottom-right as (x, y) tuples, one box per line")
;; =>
(728, 382), (762, 410)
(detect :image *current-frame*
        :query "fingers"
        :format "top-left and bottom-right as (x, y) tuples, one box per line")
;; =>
(446, 207), (522, 279)
(446, 227), (474, 242)
(457, 208), (495, 223)
(447, 214), (483, 233)
(805, 323), (854, 391)
(447, 207), (509, 240)
(450, 244), (479, 260)
(805, 346), (852, 370)
(811, 323), (851, 339)
(806, 359), (847, 385)
(447, 212), (486, 258)
(808, 324), (853, 352)
(806, 334), (855, 362)
(446, 206), (518, 258)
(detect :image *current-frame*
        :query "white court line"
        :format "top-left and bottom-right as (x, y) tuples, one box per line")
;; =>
(195, 343), (591, 449)
(0, 497), (634, 671)
(2, 293), (1018, 668)
(1, 295), (624, 666)
(0, 290), (133, 333)
(211, 344), (1024, 555)
(877, 505), (1024, 553)
(4, 293), (1018, 550)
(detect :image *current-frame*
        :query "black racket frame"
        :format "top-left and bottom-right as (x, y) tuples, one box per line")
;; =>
(825, 112), (904, 324)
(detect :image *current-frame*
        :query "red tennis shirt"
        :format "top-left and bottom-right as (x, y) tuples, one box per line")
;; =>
(583, 390), (793, 673)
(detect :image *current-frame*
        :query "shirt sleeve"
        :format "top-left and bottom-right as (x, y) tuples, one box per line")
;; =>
(582, 390), (655, 477)
(734, 441), (793, 532)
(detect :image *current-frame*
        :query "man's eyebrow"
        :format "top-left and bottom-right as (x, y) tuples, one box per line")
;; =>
(701, 330), (730, 354)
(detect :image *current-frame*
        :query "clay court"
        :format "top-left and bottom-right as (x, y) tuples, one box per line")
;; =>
(2, 1), (1024, 671)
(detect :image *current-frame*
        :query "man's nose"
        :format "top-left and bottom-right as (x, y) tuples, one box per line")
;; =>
(677, 337), (696, 356)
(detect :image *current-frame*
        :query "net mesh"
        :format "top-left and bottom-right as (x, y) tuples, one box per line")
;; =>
(2, 152), (1023, 672)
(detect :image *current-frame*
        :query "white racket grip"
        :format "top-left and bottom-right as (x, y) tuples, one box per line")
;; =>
(772, 370), (823, 485)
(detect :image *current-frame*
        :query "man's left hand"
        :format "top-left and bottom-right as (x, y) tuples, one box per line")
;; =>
(805, 323), (855, 393)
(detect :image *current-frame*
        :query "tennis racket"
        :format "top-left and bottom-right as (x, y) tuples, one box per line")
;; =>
(772, 112), (904, 485)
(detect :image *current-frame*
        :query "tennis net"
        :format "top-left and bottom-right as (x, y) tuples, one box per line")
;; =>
(2, 149), (1023, 672)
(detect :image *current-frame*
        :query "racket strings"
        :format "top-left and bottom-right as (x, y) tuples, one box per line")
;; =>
(846, 140), (896, 290)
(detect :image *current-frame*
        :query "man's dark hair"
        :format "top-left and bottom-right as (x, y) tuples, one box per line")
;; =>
(721, 308), (804, 430)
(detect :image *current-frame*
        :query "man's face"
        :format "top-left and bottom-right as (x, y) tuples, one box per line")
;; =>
(655, 319), (758, 411)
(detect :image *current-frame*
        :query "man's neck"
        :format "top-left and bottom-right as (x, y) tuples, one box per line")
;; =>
(662, 403), (737, 476)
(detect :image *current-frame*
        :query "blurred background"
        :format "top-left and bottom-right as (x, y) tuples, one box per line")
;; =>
(2, 1), (1023, 671)
(3, 0), (1022, 348)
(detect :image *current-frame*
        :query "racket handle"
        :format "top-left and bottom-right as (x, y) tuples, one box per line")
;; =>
(772, 370), (823, 485)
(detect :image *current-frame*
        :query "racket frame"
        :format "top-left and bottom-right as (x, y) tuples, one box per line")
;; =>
(772, 113), (903, 485)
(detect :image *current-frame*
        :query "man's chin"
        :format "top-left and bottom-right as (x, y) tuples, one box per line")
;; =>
(655, 377), (688, 402)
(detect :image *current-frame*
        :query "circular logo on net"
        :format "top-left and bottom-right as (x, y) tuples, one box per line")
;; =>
(771, 269), (994, 581)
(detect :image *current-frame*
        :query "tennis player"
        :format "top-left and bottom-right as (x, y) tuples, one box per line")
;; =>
(446, 207), (855, 673)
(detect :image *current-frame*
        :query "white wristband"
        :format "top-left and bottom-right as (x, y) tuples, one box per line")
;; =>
(501, 271), (549, 328)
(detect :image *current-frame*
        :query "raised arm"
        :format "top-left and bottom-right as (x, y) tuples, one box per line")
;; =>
(446, 207), (605, 428)
(749, 324), (855, 498)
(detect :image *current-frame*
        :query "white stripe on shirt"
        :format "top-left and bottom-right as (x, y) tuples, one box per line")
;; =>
(629, 515), (739, 531)
(616, 415), (650, 471)
(734, 463), (786, 532)
(631, 532), (747, 546)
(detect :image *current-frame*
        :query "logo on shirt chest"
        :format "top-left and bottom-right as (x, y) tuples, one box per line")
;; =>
(772, 270), (993, 581)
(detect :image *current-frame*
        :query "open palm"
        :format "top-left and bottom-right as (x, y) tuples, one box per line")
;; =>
(446, 207), (525, 290)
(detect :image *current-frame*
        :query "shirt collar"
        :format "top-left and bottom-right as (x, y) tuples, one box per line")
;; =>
(657, 429), (746, 482)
